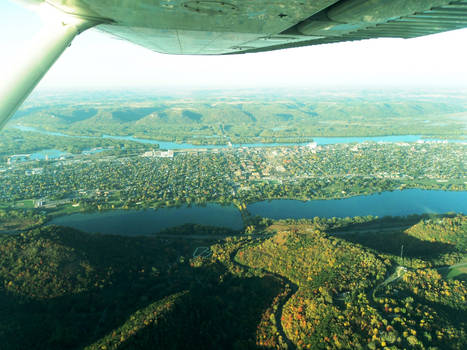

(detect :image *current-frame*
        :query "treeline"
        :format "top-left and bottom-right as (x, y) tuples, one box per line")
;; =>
(0, 209), (46, 232)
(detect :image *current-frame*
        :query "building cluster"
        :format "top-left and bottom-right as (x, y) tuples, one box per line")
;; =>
(0, 142), (465, 206)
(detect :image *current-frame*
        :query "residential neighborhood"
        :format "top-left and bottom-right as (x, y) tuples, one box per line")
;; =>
(1, 142), (465, 211)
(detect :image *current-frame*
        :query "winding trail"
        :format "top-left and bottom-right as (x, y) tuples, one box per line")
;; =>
(145, 232), (298, 347)
(229, 238), (298, 349)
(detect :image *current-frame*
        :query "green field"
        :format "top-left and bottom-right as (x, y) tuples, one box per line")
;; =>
(14, 199), (34, 209)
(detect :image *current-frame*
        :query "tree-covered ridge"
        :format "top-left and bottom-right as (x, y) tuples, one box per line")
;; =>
(0, 226), (283, 349)
(0, 208), (46, 232)
(237, 230), (387, 292)
(237, 230), (391, 349)
(0, 226), (193, 300)
(336, 214), (467, 268)
(0, 215), (465, 349)
(236, 216), (467, 349)
(86, 292), (188, 350)
(405, 215), (467, 251)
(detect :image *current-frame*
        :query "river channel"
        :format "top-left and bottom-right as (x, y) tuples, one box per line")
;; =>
(14, 125), (465, 150)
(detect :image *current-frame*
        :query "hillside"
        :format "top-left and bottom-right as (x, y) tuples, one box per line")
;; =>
(0, 215), (467, 349)
(0, 214), (465, 349)
(0, 226), (282, 349)
(10, 90), (467, 143)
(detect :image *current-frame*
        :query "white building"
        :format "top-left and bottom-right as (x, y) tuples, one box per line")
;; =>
(142, 149), (174, 158)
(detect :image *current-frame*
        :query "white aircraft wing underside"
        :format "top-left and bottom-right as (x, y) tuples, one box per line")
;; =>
(41, 0), (338, 55)
(28, 0), (467, 55)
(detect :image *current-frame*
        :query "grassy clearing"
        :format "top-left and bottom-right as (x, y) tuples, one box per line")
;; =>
(14, 199), (34, 209)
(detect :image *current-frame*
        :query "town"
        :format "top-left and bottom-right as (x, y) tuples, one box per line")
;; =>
(1, 141), (465, 212)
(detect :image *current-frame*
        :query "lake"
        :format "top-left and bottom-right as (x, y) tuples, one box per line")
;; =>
(48, 203), (244, 236)
(48, 190), (466, 236)
(248, 189), (467, 219)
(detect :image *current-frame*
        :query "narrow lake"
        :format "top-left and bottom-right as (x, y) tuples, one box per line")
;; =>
(48, 190), (466, 236)
(248, 189), (467, 219)
(48, 203), (243, 236)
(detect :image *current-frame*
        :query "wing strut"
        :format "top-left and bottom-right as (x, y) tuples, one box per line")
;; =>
(0, 12), (98, 130)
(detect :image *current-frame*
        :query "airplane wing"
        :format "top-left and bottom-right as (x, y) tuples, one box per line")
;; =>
(232, 0), (467, 54)
(1, 0), (467, 129)
(36, 0), (467, 55)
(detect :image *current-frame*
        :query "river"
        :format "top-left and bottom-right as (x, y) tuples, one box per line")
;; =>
(14, 125), (465, 150)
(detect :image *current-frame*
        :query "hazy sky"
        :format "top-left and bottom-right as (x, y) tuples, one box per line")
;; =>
(1, 0), (467, 90)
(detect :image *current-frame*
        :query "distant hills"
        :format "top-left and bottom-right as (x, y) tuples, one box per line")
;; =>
(9, 89), (467, 143)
